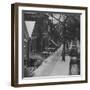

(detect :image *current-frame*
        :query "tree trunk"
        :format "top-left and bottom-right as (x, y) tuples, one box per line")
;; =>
(62, 41), (65, 61)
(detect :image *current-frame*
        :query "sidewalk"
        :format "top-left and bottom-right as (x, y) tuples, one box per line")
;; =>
(33, 45), (70, 76)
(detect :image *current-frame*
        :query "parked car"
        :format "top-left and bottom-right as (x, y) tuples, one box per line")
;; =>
(69, 47), (80, 75)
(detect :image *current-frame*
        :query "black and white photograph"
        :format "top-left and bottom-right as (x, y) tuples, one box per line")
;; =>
(11, 3), (87, 87)
(23, 11), (80, 77)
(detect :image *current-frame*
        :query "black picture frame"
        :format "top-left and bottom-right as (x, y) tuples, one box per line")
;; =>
(11, 3), (88, 87)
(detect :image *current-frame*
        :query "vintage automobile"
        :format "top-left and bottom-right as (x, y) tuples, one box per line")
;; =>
(69, 45), (80, 75)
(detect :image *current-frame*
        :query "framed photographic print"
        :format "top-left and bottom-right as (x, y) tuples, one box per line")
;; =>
(11, 3), (88, 87)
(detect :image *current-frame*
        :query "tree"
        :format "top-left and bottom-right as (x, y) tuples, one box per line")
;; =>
(48, 13), (80, 61)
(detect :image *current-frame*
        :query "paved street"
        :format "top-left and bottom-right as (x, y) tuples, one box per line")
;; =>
(33, 45), (70, 77)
